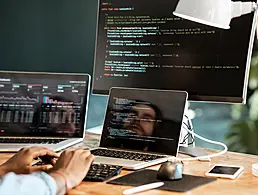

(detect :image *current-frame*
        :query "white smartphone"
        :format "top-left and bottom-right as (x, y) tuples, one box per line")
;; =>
(205, 164), (244, 179)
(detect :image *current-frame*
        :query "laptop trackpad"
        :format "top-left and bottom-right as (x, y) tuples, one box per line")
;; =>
(94, 156), (140, 167)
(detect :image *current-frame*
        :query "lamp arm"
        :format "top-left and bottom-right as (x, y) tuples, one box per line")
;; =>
(231, 1), (257, 19)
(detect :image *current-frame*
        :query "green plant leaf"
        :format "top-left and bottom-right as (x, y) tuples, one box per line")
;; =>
(248, 91), (258, 120)
(227, 120), (258, 154)
(249, 52), (258, 89)
(231, 104), (246, 120)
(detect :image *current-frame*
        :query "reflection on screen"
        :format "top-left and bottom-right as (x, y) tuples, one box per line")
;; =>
(101, 89), (187, 155)
(0, 72), (88, 137)
(109, 98), (165, 140)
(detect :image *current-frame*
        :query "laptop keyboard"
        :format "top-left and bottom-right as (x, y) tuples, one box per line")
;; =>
(84, 164), (123, 182)
(34, 160), (123, 182)
(0, 138), (66, 144)
(90, 148), (166, 162)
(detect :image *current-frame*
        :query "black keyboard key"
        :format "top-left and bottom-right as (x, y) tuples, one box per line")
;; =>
(84, 164), (123, 182)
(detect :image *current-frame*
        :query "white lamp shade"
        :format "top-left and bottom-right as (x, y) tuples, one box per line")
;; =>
(173, 0), (256, 29)
(173, 0), (231, 29)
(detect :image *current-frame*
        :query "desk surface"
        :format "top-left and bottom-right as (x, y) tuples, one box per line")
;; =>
(1, 132), (258, 195)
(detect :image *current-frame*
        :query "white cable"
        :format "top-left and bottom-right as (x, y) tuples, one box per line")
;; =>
(170, 127), (228, 161)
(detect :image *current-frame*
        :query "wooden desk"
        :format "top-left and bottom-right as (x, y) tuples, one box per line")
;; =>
(1, 132), (258, 195)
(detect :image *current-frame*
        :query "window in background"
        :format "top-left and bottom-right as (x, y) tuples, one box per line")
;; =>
(190, 103), (233, 150)
(86, 95), (108, 129)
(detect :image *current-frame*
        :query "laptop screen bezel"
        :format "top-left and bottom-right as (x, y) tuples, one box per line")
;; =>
(0, 71), (90, 138)
(99, 87), (188, 156)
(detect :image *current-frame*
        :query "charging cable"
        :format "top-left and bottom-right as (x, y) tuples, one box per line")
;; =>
(169, 118), (228, 161)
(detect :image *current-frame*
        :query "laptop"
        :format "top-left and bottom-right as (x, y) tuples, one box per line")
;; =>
(91, 87), (188, 170)
(0, 71), (90, 152)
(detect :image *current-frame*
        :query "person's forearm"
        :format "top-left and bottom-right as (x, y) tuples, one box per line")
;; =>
(49, 172), (67, 195)
(0, 172), (56, 195)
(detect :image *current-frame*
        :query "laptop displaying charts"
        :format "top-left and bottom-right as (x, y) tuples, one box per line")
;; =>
(91, 87), (188, 170)
(0, 71), (90, 152)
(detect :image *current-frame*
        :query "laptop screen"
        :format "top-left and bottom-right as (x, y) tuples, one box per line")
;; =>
(100, 88), (188, 156)
(0, 71), (90, 138)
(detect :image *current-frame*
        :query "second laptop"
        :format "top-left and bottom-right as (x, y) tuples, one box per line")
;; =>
(91, 87), (188, 170)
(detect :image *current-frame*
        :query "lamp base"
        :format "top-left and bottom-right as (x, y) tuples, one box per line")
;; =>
(179, 146), (211, 161)
(178, 116), (211, 161)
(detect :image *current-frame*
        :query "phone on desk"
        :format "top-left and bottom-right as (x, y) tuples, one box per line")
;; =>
(205, 164), (244, 179)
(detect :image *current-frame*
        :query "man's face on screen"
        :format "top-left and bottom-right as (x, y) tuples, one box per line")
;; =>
(124, 104), (156, 136)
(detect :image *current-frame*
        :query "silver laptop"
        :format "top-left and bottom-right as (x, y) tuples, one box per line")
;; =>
(91, 87), (188, 170)
(0, 71), (90, 152)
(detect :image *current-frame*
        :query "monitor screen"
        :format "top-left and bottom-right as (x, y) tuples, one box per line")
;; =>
(0, 72), (90, 137)
(100, 88), (188, 156)
(93, 0), (256, 103)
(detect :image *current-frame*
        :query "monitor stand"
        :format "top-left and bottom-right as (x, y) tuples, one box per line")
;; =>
(178, 116), (211, 161)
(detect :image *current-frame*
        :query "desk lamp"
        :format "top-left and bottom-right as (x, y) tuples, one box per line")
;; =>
(173, 0), (257, 29)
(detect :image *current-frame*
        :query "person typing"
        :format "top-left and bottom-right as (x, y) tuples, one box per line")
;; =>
(0, 147), (95, 195)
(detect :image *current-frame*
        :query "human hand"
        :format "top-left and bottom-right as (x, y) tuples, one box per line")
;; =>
(50, 149), (94, 191)
(0, 147), (59, 175)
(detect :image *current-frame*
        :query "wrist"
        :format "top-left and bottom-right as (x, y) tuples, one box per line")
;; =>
(0, 165), (9, 177)
(50, 170), (72, 195)
(49, 172), (67, 195)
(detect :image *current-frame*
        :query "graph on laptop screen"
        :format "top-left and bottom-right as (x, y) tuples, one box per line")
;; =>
(0, 72), (89, 137)
(93, 0), (256, 103)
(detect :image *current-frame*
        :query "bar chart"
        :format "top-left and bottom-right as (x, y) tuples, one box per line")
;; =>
(41, 111), (80, 124)
(43, 96), (74, 105)
(0, 108), (34, 123)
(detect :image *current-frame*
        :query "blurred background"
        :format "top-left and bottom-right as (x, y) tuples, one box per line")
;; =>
(1, 0), (258, 154)
(193, 39), (258, 154)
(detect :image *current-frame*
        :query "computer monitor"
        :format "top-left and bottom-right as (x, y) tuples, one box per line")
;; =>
(92, 0), (257, 103)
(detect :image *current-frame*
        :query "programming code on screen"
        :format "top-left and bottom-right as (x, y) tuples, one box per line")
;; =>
(107, 97), (167, 142)
(100, 88), (187, 155)
(93, 0), (256, 102)
(101, 96), (178, 154)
